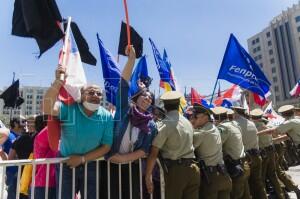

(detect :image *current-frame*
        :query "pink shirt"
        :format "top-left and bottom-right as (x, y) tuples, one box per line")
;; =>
(34, 127), (57, 187)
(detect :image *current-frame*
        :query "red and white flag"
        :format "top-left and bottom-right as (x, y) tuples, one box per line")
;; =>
(263, 102), (284, 126)
(214, 84), (242, 106)
(58, 27), (87, 104)
(253, 93), (268, 107)
(290, 80), (300, 97)
(48, 18), (87, 151)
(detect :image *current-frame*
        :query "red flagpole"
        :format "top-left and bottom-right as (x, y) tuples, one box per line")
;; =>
(122, 0), (131, 48)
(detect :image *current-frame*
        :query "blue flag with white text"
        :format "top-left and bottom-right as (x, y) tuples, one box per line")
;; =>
(130, 55), (151, 96)
(149, 38), (176, 91)
(97, 34), (121, 105)
(217, 34), (271, 98)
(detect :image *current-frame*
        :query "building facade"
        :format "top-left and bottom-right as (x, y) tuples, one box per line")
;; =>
(247, 3), (300, 107)
(0, 86), (48, 120)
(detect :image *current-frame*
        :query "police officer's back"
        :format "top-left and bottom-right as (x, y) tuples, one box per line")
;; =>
(145, 91), (200, 199)
(233, 107), (267, 199)
(190, 104), (232, 199)
(212, 107), (251, 199)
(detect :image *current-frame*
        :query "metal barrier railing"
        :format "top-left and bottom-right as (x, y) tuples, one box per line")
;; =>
(0, 157), (165, 199)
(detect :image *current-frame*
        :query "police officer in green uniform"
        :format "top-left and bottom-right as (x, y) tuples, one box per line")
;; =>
(277, 105), (300, 150)
(233, 106), (268, 199)
(273, 134), (300, 198)
(294, 107), (300, 118)
(189, 104), (232, 199)
(145, 91), (200, 199)
(275, 105), (300, 197)
(212, 106), (251, 199)
(250, 109), (285, 199)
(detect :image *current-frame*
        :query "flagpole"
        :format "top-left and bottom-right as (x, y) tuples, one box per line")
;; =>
(248, 91), (251, 113)
(122, 0), (131, 48)
(10, 73), (15, 120)
(60, 16), (72, 81)
(209, 79), (219, 105)
(158, 86), (161, 96)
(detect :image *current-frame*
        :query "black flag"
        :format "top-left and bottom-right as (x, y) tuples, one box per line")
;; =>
(12, 0), (64, 56)
(63, 21), (97, 66)
(0, 80), (24, 108)
(118, 21), (143, 58)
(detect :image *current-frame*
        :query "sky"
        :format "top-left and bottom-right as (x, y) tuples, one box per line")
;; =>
(0, 0), (299, 96)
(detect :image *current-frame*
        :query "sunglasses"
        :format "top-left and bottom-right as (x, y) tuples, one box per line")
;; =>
(86, 90), (102, 97)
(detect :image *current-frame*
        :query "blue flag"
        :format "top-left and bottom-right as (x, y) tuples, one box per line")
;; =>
(220, 99), (233, 108)
(163, 49), (171, 70)
(130, 55), (150, 96)
(149, 38), (176, 90)
(97, 34), (121, 105)
(217, 34), (271, 98)
(201, 99), (215, 109)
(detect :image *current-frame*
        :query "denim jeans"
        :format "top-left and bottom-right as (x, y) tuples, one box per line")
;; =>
(6, 171), (17, 199)
(56, 162), (97, 199)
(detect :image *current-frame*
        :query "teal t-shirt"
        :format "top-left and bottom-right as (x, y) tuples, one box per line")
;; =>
(58, 103), (113, 157)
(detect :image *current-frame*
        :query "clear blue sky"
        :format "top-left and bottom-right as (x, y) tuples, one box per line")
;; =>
(0, 0), (298, 95)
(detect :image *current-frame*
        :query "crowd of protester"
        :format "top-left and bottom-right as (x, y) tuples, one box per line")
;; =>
(1, 46), (300, 199)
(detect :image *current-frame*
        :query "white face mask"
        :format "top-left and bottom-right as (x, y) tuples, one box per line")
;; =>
(83, 101), (100, 112)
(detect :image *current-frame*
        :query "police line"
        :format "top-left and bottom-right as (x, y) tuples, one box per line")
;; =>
(0, 157), (166, 199)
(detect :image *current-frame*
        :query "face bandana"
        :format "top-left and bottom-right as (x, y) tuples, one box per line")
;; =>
(83, 101), (100, 112)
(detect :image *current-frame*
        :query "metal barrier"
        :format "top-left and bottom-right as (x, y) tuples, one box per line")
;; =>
(0, 157), (165, 199)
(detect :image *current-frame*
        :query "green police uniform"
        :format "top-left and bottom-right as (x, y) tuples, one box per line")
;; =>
(152, 91), (200, 199)
(235, 113), (267, 199)
(251, 108), (285, 199)
(194, 121), (232, 199)
(213, 107), (251, 199)
(277, 105), (300, 146)
(276, 117), (300, 146)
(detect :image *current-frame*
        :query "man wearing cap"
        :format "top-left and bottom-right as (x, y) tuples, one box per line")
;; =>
(233, 106), (267, 199)
(277, 105), (300, 147)
(190, 104), (232, 199)
(294, 107), (300, 118)
(145, 91), (200, 199)
(212, 106), (251, 199)
(250, 109), (285, 199)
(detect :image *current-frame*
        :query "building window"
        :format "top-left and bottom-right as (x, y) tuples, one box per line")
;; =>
(297, 26), (300, 32)
(276, 96), (280, 101)
(258, 55), (262, 60)
(259, 63), (263, 68)
(268, 41), (272, 46)
(296, 16), (300, 22)
(273, 77), (277, 82)
(253, 48), (257, 53)
(274, 86), (279, 92)
(271, 67), (276, 73)
(269, 49), (273, 55)
(252, 40), (255, 45)
(266, 32), (271, 37)
(255, 38), (259, 43)
(257, 46), (261, 51)
(270, 58), (275, 64)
